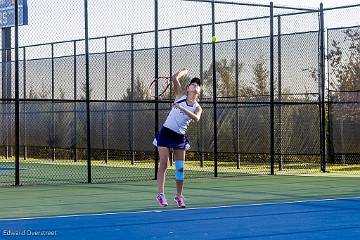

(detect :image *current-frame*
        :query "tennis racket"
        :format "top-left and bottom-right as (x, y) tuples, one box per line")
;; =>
(147, 76), (172, 98)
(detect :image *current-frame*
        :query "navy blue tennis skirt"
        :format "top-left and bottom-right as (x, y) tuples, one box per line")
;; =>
(153, 126), (190, 150)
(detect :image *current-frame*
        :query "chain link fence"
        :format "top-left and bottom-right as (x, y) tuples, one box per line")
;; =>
(0, 1), (359, 185)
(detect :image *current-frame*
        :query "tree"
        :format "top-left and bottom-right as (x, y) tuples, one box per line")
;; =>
(201, 57), (272, 154)
(202, 58), (247, 153)
(79, 82), (94, 100)
(28, 85), (38, 99)
(76, 82), (93, 152)
(122, 75), (147, 100)
(39, 84), (50, 99)
(54, 87), (72, 152)
(238, 55), (269, 97)
(59, 87), (66, 100)
(328, 28), (360, 161)
(121, 75), (150, 155)
(328, 28), (360, 122)
(303, 28), (360, 163)
(203, 58), (244, 99)
(252, 56), (269, 96)
(328, 28), (360, 92)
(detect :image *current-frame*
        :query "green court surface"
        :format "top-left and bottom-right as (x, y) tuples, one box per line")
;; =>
(1, 175), (359, 220)
(1, 158), (359, 186)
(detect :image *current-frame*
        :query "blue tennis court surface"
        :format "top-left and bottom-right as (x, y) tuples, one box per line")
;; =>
(1, 197), (359, 240)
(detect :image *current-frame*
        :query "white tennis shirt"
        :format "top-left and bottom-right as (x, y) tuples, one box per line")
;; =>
(163, 95), (199, 135)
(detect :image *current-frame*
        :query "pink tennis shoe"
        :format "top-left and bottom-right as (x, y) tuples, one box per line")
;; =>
(174, 195), (186, 208)
(156, 193), (168, 207)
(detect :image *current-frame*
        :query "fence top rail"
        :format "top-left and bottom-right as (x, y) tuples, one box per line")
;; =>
(329, 90), (360, 93)
(182, 0), (319, 12)
(323, 3), (360, 11)
(327, 24), (360, 31)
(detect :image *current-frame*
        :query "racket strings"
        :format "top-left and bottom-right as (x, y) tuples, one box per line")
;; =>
(147, 77), (172, 98)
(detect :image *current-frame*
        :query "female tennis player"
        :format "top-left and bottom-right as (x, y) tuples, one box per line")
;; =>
(153, 68), (202, 208)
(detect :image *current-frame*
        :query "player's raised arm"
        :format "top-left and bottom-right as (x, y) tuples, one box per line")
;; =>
(172, 68), (188, 99)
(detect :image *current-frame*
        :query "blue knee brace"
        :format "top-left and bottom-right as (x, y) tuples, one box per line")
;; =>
(175, 160), (184, 180)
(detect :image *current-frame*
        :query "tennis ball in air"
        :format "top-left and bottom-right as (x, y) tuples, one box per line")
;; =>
(211, 35), (217, 43)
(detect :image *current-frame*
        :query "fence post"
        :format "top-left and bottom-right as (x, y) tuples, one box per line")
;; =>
(154, 0), (159, 180)
(14, 0), (20, 186)
(319, 3), (326, 172)
(270, 2), (275, 175)
(211, 0), (218, 177)
(277, 15), (282, 171)
(84, 0), (92, 183)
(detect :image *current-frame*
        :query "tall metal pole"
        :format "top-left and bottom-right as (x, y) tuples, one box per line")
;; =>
(269, 2), (275, 175)
(154, 0), (159, 179)
(212, 0), (218, 177)
(319, 3), (326, 172)
(277, 16), (282, 171)
(84, 0), (92, 183)
(14, 0), (20, 185)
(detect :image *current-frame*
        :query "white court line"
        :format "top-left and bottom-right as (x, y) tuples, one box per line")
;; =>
(1, 196), (360, 222)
